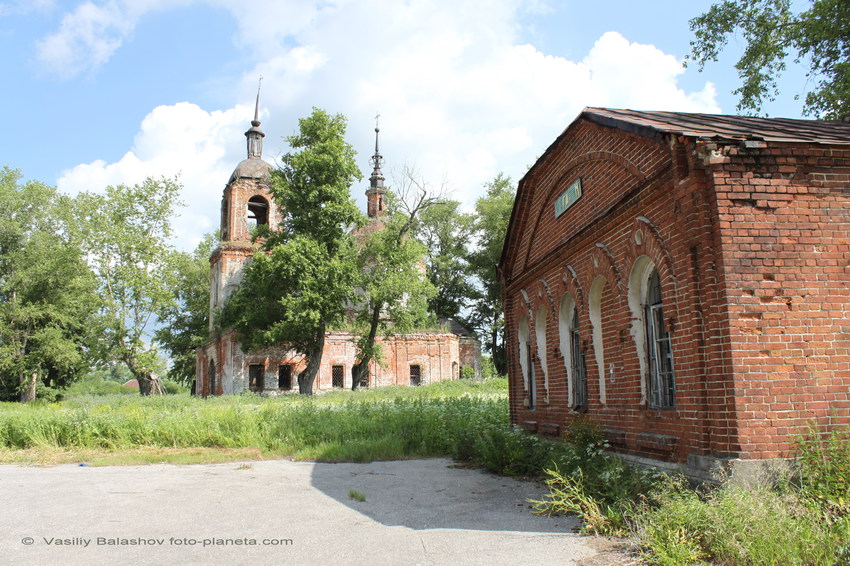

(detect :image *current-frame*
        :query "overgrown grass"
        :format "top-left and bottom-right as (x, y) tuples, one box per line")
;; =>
(529, 416), (850, 565)
(0, 379), (509, 465)
(632, 422), (850, 565)
(530, 417), (664, 536)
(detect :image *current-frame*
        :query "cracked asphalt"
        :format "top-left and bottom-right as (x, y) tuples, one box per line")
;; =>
(1, 458), (622, 565)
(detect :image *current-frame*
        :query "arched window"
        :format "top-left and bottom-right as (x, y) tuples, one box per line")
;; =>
(518, 314), (535, 409)
(208, 360), (216, 397)
(570, 308), (588, 410)
(588, 276), (607, 404)
(559, 293), (587, 411)
(535, 305), (549, 397)
(247, 195), (269, 229)
(645, 268), (675, 409)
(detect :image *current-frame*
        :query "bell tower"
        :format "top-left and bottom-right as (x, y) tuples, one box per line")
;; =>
(208, 83), (277, 327)
(366, 117), (386, 218)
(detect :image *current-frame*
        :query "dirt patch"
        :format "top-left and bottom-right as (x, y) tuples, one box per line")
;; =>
(577, 536), (641, 566)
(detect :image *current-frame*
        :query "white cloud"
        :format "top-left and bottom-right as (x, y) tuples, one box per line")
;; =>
(33, 0), (192, 78)
(58, 102), (250, 249)
(580, 31), (720, 112)
(52, 0), (721, 250)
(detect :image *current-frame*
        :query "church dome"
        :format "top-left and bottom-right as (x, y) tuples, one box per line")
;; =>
(228, 157), (272, 185)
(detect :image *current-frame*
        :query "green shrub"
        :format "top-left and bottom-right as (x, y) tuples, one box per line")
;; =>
(160, 380), (189, 395)
(632, 421), (850, 565)
(636, 479), (840, 565)
(529, 418), (664, 536)
(792, 420), (850, 563)
(64, 376), (136, 397)
(480, 355), (500, 379)
(794, 420), (850, 517)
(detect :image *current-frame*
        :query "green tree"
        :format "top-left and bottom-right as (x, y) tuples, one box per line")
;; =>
(415, 199), (476, 321)
(222, 108), (362, 396)
(69, 177), (183, 395)
(468, 173), (514, 376)
(154, 232), (216, 388)
(689, 0), (850, 119)
(350, 191), (437, 390)
(0, 167), (97, 402)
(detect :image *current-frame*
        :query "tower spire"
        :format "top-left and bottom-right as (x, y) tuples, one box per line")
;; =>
(245, 77), (265, 159)
(253, 76), (262, 125)
(367, 114), (386, 218)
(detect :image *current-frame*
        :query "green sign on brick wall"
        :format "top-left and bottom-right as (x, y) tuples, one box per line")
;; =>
(555, 178), (582, 217)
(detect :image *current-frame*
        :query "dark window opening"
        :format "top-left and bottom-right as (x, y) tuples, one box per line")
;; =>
(221, 198), (230, 240)
(352, 364), (369, 388)
(570, 309), (588, 410)
(247, 196), (269, 229)
(332, 365), (344, 388)
(646, 269), (675, 409)
(409, 365), (421, 386)
(208, 360), (216, 397)
(278, 364), (292, 391)
(249, 364), (265, 392)
(527, 344), (536, 410)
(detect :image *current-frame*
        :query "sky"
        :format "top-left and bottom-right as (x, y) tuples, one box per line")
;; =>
(0, 0), (813, 251)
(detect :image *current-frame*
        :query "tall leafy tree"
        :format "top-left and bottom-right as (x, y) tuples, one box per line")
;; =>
(350, 191), (437, 390)
(155, 232), (216, 388)
(0, 167), (97, 402)
(689, 0), (850, 119)
(468, 173), (514, 376)
(69, 177), (183, 395)
(222, 108), (362, 395)
(415, 199), (476, 321)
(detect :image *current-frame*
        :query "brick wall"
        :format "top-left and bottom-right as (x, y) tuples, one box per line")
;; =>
(198, 329), (467, 395)
(501, 116), (850, 467)
(708, 142), (850, 459)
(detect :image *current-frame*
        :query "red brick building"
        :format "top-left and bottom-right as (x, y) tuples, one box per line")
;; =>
(196, 105), (480, 396)
(499, 108), (850, 480)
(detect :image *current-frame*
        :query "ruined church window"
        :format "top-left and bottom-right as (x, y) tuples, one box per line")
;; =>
(209, 360), (216, 396)
(247, 195), (269, 229)
(332, 365), (344, 388)
(249, 364), (264, 392)
(352, 364), (369, 388)
(278, 364), (292, 391)
(645, 269), (675, 409)
(409, 365), (421, 386)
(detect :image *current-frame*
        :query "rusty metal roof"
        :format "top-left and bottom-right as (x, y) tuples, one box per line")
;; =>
(583, 107), (850, 145)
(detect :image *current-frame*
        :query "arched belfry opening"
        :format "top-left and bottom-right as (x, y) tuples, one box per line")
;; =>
(247, 195), (269, 229)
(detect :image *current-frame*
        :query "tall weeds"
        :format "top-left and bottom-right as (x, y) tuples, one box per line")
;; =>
(0, 379), (510, 462)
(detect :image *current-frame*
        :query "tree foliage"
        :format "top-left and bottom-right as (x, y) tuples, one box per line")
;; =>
(467, 173), (515, 376)
(0, 167), (98, 401)
(350, 190), (437, 389)
(69, 177), (184, 395)
(415, 199), (476, 321)
(155, 232), (216, 388)
(221, 108), (362, 395)
(689, 0), (850, 119)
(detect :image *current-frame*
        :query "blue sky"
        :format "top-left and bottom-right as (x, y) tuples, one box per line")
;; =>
(0, 0), (811, 250)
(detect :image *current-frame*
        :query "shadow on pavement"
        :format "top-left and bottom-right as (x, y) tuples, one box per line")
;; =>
(309, 457), (579, 533)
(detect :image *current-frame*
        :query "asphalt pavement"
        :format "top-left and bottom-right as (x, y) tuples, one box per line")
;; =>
(1, 457), (620, 566)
